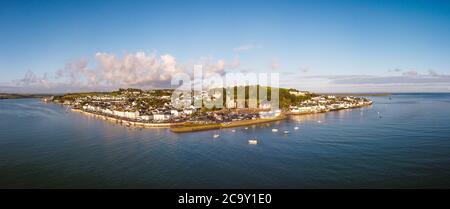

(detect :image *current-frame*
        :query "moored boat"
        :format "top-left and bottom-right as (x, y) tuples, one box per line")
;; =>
(248, 139), (258, 145)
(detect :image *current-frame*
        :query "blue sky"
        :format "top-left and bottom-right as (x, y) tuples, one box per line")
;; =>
(1, 0), (450, 93)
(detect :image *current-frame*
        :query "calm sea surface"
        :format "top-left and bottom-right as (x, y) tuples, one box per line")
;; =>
(1, 94), (450, 188)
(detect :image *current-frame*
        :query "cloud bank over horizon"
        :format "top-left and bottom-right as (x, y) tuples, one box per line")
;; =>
(280, 71), (450, 93)
(2, 51), (241, 93)
(4, 48), (447, 94)
(3, 52), (450, 94)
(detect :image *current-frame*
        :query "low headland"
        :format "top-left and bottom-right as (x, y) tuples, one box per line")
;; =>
(45, 86), (373, 133)
(0, 93), (51, 100)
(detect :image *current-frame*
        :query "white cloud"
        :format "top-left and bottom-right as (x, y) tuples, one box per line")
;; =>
(299, 65), (310, 73)
(283, 73), (450, 93)
(428, 69), (439, 76)
(402, 70), (418, 76)
(233, 43), (262, 52)
(93, 52), (185, 87)
(8, 51), (241, 93)
(388, 68), (403, 73)
(14, 70), (51, 88)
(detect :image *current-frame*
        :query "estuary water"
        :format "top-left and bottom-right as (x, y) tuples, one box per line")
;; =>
(1, 94), (450, 188)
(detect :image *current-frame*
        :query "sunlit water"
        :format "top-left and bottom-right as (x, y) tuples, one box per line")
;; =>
(1, 94), (450, 188)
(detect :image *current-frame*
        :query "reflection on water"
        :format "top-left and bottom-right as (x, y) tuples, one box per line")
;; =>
(1, 94), (450, 188)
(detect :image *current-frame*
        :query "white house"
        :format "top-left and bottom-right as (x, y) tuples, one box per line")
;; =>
(170, 110), (179, 117)
(260, 101), (272, 109)
(183, 109), (194, 115)
(102, 109), (114, 115)
(226, 100), (236, 108)
(291, 106), (313, 113)
(139, 115), (153, 121)
(153, 113), (166, 121)
(289, 90), (309, 96)
(113, 111), (140, 119)
(259, 110), (281, 119)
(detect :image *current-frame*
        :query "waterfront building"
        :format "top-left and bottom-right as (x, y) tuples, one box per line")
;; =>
(289, 90), (309, 96)
(170, 110), (179, 117)
(153, 113), (166, 121)
(260, 101), (272, 109)
(259, 110), (281, 119)
(139, 115), (153, 121)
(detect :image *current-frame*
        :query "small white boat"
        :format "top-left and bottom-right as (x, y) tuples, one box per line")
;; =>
(283, 130), (290, 134)
(244, 127), (249, 130)
(317, 120), (322, 123)
(294, 126), (299, 130)
(231, 129), (236, 132)
(213, 134), (220, 138)
(272, 128), (278, 132)
(248, 139), (258, 145)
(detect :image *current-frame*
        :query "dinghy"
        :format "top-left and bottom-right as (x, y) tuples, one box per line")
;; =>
(248, 139), (258, 145)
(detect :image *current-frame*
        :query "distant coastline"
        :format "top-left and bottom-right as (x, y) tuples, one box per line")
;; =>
(319, 93), (392, 97)
(0, 93), (50, 100)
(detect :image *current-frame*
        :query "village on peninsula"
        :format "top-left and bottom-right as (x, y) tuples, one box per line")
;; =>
(45, 86), (372, 133)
